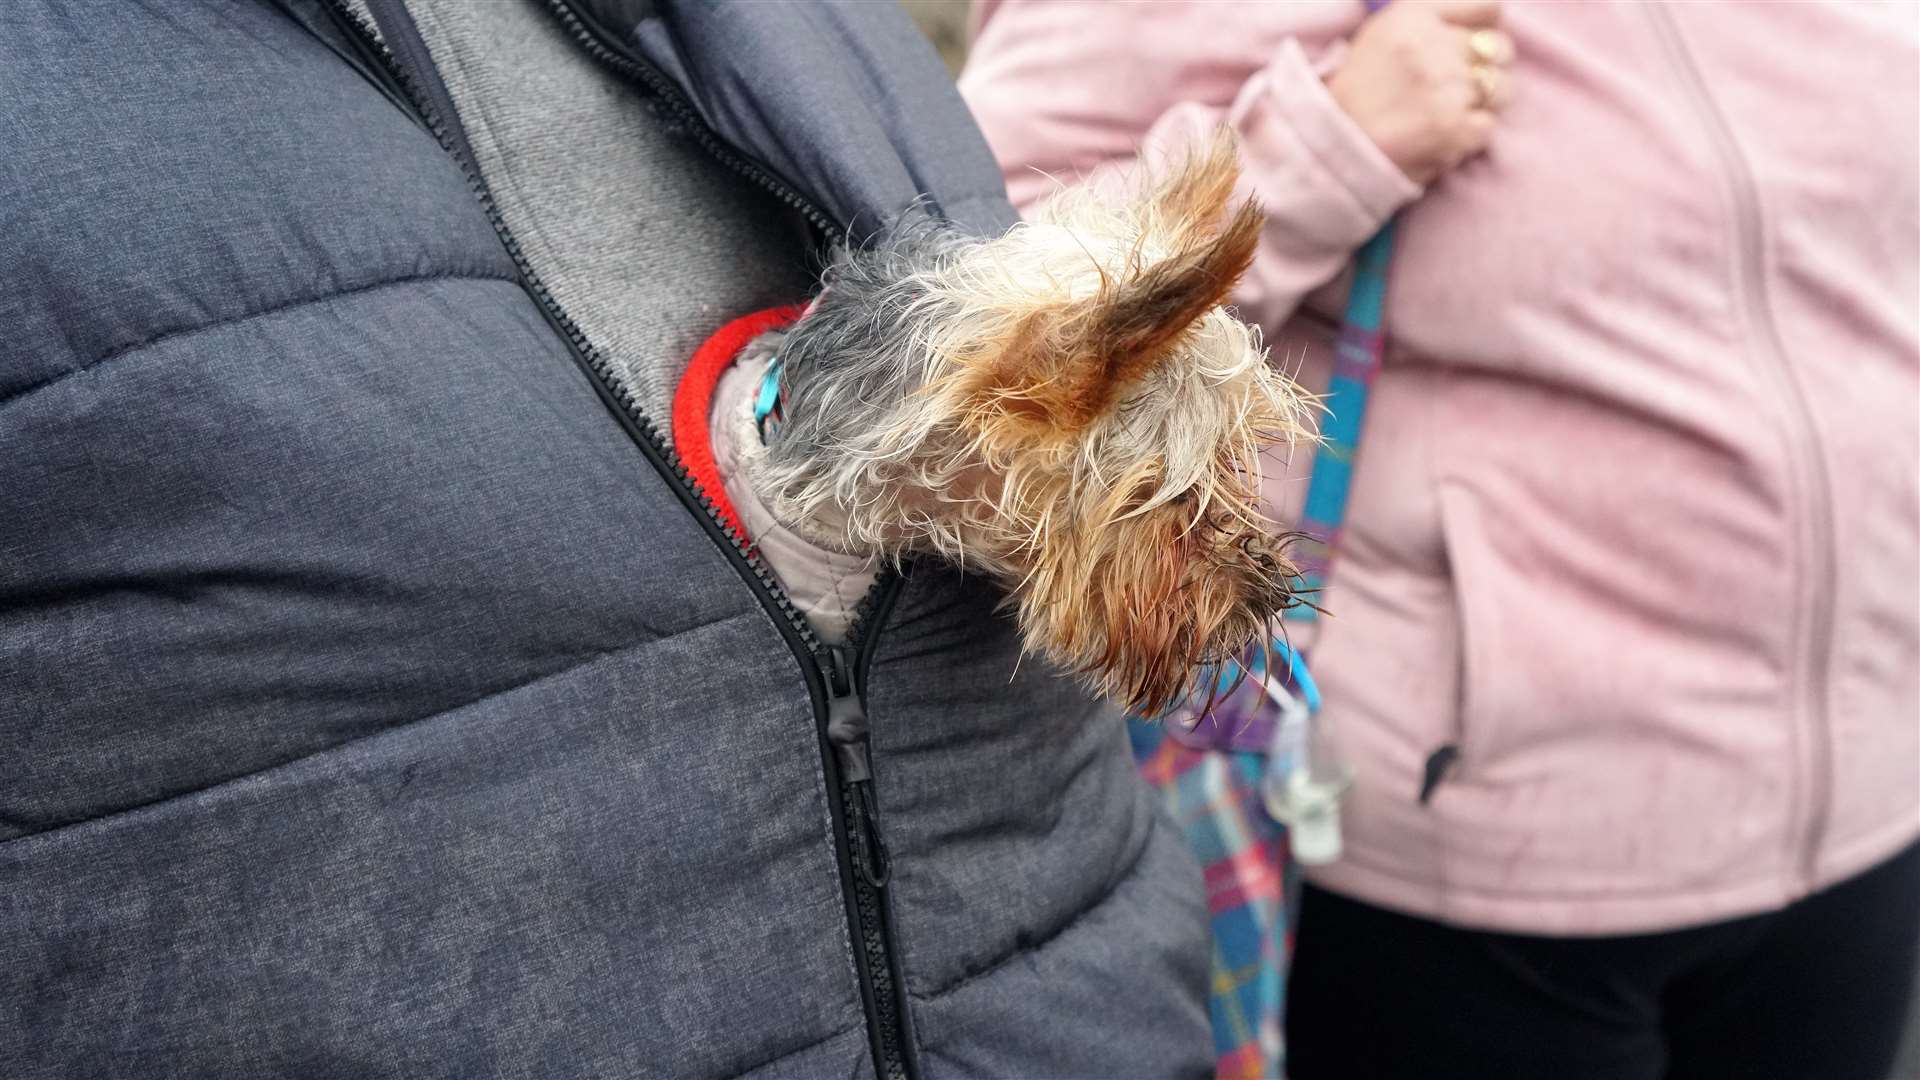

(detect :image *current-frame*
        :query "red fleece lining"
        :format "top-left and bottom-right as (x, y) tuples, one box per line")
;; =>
(672, 304), (806, 547)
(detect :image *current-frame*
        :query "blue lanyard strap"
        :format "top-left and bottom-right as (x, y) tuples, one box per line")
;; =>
(1283, 219), (1397, 623)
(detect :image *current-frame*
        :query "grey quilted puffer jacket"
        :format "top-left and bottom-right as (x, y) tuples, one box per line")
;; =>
(0, 1), (1210, 1076)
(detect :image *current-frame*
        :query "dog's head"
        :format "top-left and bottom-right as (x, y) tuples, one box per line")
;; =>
(758, 133), (1315, 713)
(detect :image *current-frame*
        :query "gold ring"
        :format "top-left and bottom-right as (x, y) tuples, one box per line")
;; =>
(1468, 28), (1513, 66)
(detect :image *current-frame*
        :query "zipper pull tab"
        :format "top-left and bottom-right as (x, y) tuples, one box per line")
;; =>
(848, 769), (891, 889)
(824, 644), (852, 696)
(824, 646), (868, 777)
(821, 645), (889, 888)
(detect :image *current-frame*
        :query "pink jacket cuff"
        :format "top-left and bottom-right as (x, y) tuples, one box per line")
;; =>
(1249, 38), (1420, 242)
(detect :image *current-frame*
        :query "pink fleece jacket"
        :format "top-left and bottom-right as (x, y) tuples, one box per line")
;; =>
(962, 0), (1920, 936)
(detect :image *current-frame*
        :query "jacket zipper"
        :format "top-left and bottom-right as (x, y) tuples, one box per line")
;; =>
(317, 2), (917, 1072)
(827, 576), (915, 1080)
(1644, 7), (1837, 888)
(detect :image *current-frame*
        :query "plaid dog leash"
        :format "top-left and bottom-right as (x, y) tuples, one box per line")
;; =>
(1135, 7), (1399, 1075)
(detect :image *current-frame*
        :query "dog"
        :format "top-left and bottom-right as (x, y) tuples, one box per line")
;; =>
(705, 133), (1315, 715)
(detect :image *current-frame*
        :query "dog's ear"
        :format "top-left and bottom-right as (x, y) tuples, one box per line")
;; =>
(973, 135), (1263, 436)
(1146, 130), (1249, 248)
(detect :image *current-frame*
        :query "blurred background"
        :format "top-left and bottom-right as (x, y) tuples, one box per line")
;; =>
(899, 1), (1920, 1075)
(901, 0), (969, 76)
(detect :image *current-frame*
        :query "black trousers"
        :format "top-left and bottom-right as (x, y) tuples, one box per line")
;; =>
(1285, 840), (1920, 1080)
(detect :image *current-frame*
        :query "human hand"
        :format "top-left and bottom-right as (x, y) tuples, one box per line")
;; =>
(1324, 0), (1516, 187)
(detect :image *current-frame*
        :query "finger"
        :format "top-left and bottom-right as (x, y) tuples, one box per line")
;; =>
(1467, 27), (1516, 67)
(1457, 110), (1497, 160)
(1471, 63), (1514, 111)
(1429, 0), (1502, 29)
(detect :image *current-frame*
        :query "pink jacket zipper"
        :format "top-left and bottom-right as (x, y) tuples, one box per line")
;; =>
(1643, 4), (1839, 890)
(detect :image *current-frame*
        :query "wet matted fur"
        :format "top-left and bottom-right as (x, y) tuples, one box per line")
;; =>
(743, 134), (1317, 713)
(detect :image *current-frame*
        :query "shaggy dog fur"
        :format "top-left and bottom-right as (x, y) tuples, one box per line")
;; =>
(741, 134), (1316, 713)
